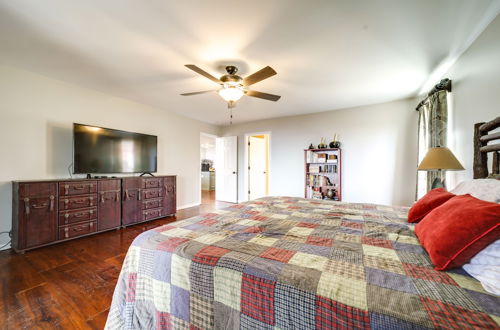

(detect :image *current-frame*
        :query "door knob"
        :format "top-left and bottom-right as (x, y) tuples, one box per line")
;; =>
(232, 171), (236, 174)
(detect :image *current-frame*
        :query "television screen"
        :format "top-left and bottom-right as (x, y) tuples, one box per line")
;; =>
(73, 123), (157, 174)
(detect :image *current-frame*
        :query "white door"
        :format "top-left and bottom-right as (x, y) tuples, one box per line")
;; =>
(249, 136), (268, 200)
(216, 136), (238, 203)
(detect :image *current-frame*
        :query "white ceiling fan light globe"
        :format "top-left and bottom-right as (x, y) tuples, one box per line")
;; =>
(218, 87), (244, 102)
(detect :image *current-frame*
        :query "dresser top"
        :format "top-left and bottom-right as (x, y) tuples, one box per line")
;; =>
(13, 175), (176, 183)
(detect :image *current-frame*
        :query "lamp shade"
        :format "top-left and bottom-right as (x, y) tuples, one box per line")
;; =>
(417, 147), (464, 171)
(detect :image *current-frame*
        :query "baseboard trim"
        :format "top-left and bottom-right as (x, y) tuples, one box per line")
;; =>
(177, 202), (201, 210)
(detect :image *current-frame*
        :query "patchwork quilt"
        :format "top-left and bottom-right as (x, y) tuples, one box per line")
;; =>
(106, 197), (500, 329)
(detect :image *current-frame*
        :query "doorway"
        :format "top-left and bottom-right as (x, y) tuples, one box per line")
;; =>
(245, 133), (270, 201)
(200, 133), (217, 204)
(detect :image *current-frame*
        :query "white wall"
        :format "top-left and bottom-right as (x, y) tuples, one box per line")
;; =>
(222, 98), (418, 206)
(0, 65), (219, 248)
(443, 15), (500, 183)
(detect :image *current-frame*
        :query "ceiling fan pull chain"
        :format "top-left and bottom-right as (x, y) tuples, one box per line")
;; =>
(228, 104), (233, 125)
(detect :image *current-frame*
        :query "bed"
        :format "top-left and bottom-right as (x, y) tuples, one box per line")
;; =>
(105, 196), (499, 329)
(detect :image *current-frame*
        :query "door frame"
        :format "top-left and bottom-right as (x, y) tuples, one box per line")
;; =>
(200, 132), (218, 204)
(244, 131), (271, 202)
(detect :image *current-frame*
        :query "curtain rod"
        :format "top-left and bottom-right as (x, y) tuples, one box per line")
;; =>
(415, 78), (452, 111)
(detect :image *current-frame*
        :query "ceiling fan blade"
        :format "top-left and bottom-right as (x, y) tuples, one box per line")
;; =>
(185, 64), (221, 84)
(180, 90), (217, 96)
(242, 66), (277, 86)
(245, 90), (281, 102)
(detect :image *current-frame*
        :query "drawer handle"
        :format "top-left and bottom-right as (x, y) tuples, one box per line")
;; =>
(74, 186), (85, 190)
(90, 222), (94, 230)
(73, 227), (85, 232)
(50, 195), (55, 211)
(89, 196), (93, 206)
(64, 227), (69, 238)
(101, 194), (115, 202)
(24, 198), (30, 215)
(32, 203), (48, 209)
(89, 210), (94, 215)
(74, 212), (85, 218)
(124, 189), (130, 201)
(115, 191), (120, 202)
(65, 184), (69, 195)
(74, 199), (85, 204)
(138, 189), (141, 201)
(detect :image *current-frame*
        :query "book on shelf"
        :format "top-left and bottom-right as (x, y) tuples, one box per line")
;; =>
(308, 164), (337, 174)
(306, 151), (328, 163)
(307, 150), (338, 164)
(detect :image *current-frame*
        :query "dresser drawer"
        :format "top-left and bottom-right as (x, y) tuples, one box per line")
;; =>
(142, 188), (163, 200)
(59, 181), (97, 196)
(142, 208), (162, 221)
(59, 221), (97, 240)
(59, 207), (97, 226)
(142, 178), (163, 189)
(143, 198), (162, 210)
(59, 195), (96, 210)
(19, 182), (57, 198)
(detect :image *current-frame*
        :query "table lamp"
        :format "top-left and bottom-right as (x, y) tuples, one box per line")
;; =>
(417, 147), (464, 189)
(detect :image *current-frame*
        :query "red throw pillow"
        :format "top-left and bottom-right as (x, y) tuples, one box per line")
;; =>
(408, 188), (455, 223)
(415, 194), (500, 270)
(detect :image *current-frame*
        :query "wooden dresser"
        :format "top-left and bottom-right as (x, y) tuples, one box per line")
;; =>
(12, 175), (176, 252)
(122, 176), (176, 227)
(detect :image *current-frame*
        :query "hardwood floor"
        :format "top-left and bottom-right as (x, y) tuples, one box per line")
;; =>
(0, 190), (229, 329)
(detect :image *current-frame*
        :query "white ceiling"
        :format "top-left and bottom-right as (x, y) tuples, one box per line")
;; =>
(0, 1), (499, 126)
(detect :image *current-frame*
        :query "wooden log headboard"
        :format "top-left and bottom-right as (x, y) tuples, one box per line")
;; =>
(474, 116), (500, 178)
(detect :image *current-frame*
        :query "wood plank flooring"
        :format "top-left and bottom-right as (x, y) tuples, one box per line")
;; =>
(0, 190), (229, 329)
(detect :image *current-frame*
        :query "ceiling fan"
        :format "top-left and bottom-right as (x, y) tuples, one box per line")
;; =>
(181, 64), (281, 107)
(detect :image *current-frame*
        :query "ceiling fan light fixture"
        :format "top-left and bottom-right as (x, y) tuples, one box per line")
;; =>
(218, 86), (244, 102)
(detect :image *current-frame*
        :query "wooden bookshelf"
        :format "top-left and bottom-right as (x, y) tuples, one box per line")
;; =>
(304, 148), (342, 200)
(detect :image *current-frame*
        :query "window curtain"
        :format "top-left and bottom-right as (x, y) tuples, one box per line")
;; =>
(416, 90), (448, 199)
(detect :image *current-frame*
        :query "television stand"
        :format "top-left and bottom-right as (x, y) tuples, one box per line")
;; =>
(140, 172), (155, 177)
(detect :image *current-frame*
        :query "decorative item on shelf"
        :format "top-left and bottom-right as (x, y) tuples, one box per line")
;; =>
(312, 189), (323, 199)
(327, 154), (338, 163)
(329, 133), (341, 148)
(326, 189), (334, 199)
(318, 138), (328, 149)
(308, 143), (315, 149)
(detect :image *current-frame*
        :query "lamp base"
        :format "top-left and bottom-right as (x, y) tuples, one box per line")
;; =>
(431, 177), (446, 190)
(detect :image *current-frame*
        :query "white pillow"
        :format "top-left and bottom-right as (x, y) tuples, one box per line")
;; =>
(462, 240), (500, 296)
(450, 179), (500, 203)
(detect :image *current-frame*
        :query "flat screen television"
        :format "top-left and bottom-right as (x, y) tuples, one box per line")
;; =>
(73, 123), (157, 174)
